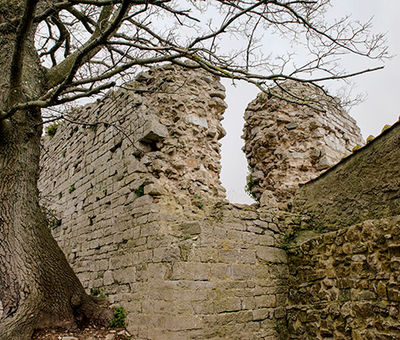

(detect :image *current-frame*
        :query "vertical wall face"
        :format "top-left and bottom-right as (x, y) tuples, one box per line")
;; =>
(242, 82), (363, 206)
(40, 64), (228, 250)
(39, 65), (289, 339)
(285, 122), (400, 338)
(293, 122), (400, 231)
(287, 215), (400, 339)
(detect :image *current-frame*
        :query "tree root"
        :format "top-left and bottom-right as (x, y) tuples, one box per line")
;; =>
(73, 295), (113, 329)
(0, 294), (112, 340)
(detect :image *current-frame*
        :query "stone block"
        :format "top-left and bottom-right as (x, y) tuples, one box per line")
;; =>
(219, 248), (241, 263)
(103, 270), (114, 285)
(146, 263), (168, 279)
(153, 246), (181, 262)
(210, 263), (232, 280)
(241, 297), (256, 310)
(163, 315), (202, 331)
(185, 114), (209, 129)
(137, 114), (168, 143)
(255, 295), (276, 308)
(113, 266), (136, 284)
(256, 247), (287, 264)
(132, 194), (153, 208)
(144, 183), (165, 196)
(257, 234), (275, 246)
(237, 249), (256, 264)
(214, 297), (242, 313)
(196, 247), (218, 263)
(252, 308), (273, 321)
(180, 221), (202, 236)
(231, 264), (253, 280)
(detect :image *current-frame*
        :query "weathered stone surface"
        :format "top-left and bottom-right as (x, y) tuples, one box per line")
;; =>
(256, 246), (287, 263)
(287, 215), (400, 339)
(39, 65), (288, 339)
(242, 82), (363, 205)
(185, 114), (209, 129)
(137, 114), (168, 143)
(293, 121), (400, 230)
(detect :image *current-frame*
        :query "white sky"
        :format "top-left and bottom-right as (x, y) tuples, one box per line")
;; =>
(220, 1), (400, 203)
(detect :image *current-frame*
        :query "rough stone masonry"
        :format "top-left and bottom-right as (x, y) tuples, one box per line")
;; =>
(242, 81), (363, 207)
(39, 64), (400, 339)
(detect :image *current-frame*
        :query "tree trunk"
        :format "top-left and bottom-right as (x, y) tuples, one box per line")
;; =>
(0, 116), (111, 339)
(0, 3), (111, 339)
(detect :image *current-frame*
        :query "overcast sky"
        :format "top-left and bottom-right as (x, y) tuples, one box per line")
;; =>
(220, 1), (400, 204)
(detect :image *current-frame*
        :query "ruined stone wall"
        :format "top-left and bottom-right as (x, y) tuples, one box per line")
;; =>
(242, 82), (363, 206)
(284, 120), (400, 339)
(39, 64), (400, 340)
(293, 121), (400, 231)
(287, 215), (400, 339)
(39, 65), (289, 339)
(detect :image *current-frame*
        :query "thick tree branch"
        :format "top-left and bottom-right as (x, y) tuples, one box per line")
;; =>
(45, 4), (113, 88)
(7, 0), (39, 105)
(34, 1), (72, 23)
(66, 6), (95, 34)
(45, 2), (132, 89)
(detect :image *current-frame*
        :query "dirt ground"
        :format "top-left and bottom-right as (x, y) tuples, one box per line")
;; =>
(32, 326), (132, 340)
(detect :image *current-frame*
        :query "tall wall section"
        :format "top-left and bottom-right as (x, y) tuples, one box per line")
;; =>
(242, 82), (363, 206)
(285, 120), (400, 339)
(39, 65), (289, 339)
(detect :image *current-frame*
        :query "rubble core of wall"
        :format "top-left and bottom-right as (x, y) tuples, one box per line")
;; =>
(293, 121), (400, 231)
(242, 82), (363, 206)
(287, 215), (400, 339)
(39, 65), (290, 339)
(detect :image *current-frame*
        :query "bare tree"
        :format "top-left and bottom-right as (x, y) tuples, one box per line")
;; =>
(0, 0), (387, 338)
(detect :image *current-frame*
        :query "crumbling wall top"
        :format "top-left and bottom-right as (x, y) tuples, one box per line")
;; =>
(242, 82), (363, 207)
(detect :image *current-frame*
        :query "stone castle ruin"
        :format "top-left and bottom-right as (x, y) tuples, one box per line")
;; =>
(242, 82), (363, 207)
(39, 65), (400, 339)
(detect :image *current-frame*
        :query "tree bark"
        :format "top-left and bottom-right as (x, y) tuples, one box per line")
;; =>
(0, 3), (111, 339)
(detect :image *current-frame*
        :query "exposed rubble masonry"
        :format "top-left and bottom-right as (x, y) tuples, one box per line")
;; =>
(242, 81), (363, 207)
